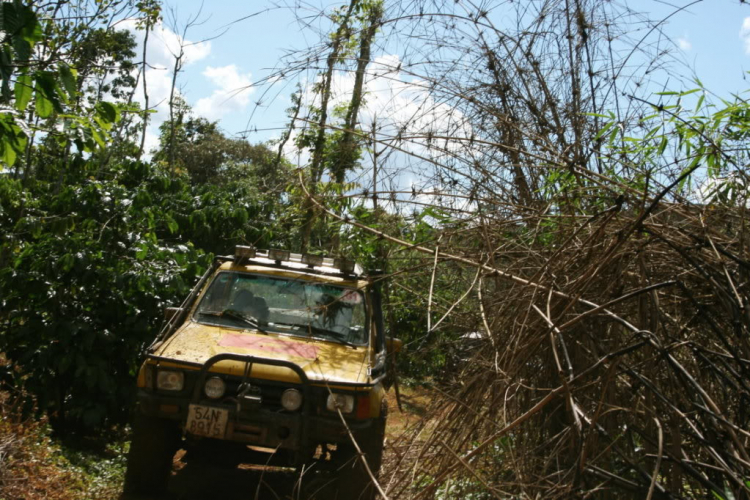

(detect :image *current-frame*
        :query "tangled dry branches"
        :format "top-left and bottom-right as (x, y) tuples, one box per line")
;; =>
(281, 0), (750, 497)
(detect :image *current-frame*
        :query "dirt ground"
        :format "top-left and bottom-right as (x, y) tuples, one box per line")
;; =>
(119, 385), (431, 500)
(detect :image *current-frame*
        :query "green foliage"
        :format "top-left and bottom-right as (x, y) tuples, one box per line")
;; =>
(0, 1), (125, 171)
(596, 84), (750, 205)
(0, 161), (214, 427)
(71, 27), (137, 102)
(0, 140), (304, 428)
(58, 439), (127, 499)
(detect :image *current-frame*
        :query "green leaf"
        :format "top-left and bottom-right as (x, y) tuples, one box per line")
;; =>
(0, 46), (13, 100)
(645, 125), (661, 140)
(29, 219), (42, 239)
(696, 94), (705, 112)
(3, 1), (42, 44)
(640, 113), (660, 122)
(166, 215), (178, 234)
(17, 5), (42, 44)
(34, 72), (61, 117)
(14, 73), (32, 111)
(59, 253), (75, 272)
(1, 139), (17, 166)
(35, 91), (53, 118)
(658, 136), (668, 155)
(96, 101), (120, 125)
(608, 126), (618, 146)
(594, 121), (614, 141)
(13, 37), (31, 62)
(58, 64), (77, 99)
(91, 129), (105, 148)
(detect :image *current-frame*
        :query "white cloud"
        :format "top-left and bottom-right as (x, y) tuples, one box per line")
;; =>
(677, 37), (691, 51)
(149, 24), (211, 67)
(299, 53), (473, 160)
(120, 20), (256, 152)
(741, 17), (750, 54)
(193, 65), (255, 121)
(287, 53), (477, 208)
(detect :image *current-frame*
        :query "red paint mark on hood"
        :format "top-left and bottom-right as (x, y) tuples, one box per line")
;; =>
(218, 334), (319, 359)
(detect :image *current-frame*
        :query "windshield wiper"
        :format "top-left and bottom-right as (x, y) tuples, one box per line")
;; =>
(303, 325), (358, 348)
(254, 320), (358, 347)
(198, 309), (267, 333)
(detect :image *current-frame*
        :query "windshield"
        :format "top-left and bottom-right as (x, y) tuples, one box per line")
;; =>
(193, 272), (368, 346)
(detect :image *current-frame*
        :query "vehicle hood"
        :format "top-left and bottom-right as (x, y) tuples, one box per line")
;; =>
(154, 321), (371, 385)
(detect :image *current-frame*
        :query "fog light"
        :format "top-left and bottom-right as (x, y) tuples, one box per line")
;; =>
(281, 388), (303, 411)
(156, 370), (184, 391)
(204, 377), (226, 399)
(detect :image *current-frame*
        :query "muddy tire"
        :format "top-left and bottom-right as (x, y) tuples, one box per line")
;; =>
(123, 413), (181, 495)
(337, 405), (387, 499)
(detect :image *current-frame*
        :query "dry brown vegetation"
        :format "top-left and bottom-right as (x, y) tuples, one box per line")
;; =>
(277, 0), (750, 498)
(0, 388), (82, 500)
(375, 204), (750, 499)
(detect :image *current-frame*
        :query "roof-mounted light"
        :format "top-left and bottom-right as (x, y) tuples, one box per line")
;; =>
(268, 249), (291, 262)
(235, 245), (256, 264)
(301, 254), (325, 268)
(230, 247), (360, 275)
(334, 258), (356, 274)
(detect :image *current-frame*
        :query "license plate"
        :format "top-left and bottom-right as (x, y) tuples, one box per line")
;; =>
(186, 404), (228, 439)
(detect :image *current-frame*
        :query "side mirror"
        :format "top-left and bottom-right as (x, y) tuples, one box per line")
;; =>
(386, 337), (403, 355)
(164, 306), (183, 322)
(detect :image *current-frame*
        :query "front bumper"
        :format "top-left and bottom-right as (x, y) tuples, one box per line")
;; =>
(136, 388), (376, 449)
(137, 353), (378, 452)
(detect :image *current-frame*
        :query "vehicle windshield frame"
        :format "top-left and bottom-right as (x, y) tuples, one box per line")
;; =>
(192, 271), (370, 347)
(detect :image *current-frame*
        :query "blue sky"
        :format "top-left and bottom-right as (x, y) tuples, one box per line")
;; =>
(636, 0), (750, 95)
(128, 0), (750, 153)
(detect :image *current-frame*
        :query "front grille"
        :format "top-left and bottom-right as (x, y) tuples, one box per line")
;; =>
(192, 372), (303, 412)
(225, 378), (288, 410)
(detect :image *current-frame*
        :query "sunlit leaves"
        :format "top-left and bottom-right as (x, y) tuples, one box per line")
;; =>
(58, 64), (77, 100)
(0, 113), (27, 166)
(13, 73), (32, 111)
(0, 2), (121, 167)
(0, 162), (214, 427)
(95, 101), (120, 128)
(597, 84), (750, 204)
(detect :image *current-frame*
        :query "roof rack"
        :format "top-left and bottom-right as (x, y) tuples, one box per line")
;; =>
(231, 245), (363, 277)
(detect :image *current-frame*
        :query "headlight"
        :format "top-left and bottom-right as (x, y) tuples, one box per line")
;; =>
(156, 370), (184, 391)
(326, 393), (354, 414)
(281, 388), (303, 411)
(204, 377), (226, 399)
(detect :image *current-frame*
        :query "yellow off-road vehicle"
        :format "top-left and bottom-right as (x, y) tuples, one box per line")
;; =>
(123, 247), (398, 498)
